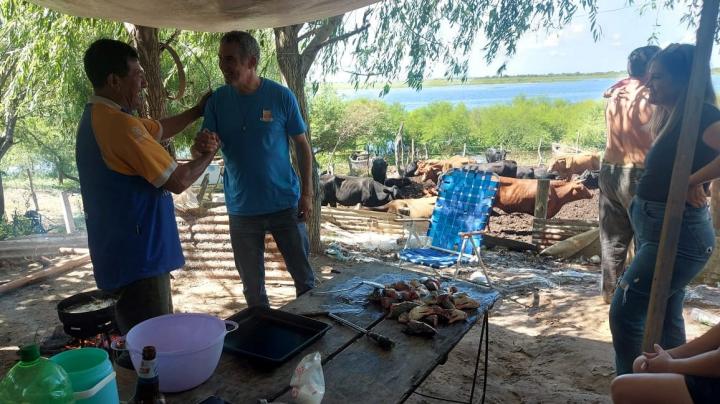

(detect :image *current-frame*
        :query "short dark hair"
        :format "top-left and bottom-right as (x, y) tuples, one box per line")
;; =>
(83, 39), (139, 88)
(627, 45), (661, 78)
(221, 31), (260, 64)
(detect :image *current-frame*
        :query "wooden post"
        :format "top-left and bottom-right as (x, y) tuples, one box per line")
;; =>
(27, 168), (39, 212)
(196, 173), (210, 206)
(537, 138), (543, 166)
(59, 191), (75, 234)
(642, 0), (719, 352)
(424, 145), (429, 159)
(462, 143), (467, 156)
(411, 138), (415, 162)
(394, 122), (404, 175)
(534, 179), (550, 220)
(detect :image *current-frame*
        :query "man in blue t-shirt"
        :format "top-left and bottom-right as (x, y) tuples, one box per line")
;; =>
(201, 31), (315, 307)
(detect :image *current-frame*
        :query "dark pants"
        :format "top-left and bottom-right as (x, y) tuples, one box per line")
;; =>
(609, 197), (715, 375)
(111, 273), (173, 335)
(599, 164), (643, 303)
(229, 208), (315, 307)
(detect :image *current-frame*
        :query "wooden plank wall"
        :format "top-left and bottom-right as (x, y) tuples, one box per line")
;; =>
(177, 211), (287, 272)
(531, 218), (599, 250)
(321, 206), (427, 236)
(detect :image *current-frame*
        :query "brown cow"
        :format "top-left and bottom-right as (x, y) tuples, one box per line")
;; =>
(548, 153), (600, 180)
(494, 177), (593, 219)
(415, 155), (472, 183)
(368, 197), (437, 218)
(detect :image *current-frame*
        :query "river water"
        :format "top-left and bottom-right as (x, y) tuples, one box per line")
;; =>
(337, 76), (720, 110)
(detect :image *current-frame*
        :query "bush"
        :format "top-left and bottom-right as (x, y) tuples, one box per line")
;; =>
(309, 90), (606, 162)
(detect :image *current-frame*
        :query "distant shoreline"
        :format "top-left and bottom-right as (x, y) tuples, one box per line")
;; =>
(326, 69), (720, 90)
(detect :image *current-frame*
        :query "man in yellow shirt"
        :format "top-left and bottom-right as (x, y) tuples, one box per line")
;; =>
(77, 39), (219, 340)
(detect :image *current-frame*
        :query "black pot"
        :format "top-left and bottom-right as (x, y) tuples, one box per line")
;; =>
(56, 290), (117, 339)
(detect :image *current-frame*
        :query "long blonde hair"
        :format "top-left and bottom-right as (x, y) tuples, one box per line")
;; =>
(649, 43), (717, 142)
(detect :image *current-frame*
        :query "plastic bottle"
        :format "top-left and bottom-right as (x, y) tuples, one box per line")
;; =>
(0, 344), (74, 403)
(129, 346), (165, 404)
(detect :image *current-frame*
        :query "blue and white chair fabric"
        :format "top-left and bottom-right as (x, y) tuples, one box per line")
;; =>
(398, 168), (499, 284)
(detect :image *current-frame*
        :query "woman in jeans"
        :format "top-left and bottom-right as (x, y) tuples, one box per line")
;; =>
(609, 43), (720, 380)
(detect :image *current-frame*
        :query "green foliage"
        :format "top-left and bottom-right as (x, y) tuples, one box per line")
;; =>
(0, 211), (39, 240)
(405, 102), (472, 155)
(470, 97), (605, 151)
(309, 89), (605, 165)
(309, 88), (348, 154)
(318, 0), (606, 91)
(309, 88), (404, 169)
(0, 0), (124, 182)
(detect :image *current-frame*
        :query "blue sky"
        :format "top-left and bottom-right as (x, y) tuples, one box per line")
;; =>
(477, 0), (713, 77)
(322, 0), (716, 81)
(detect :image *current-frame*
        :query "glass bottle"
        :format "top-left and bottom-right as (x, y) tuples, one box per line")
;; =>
(129, 346), (166, 404)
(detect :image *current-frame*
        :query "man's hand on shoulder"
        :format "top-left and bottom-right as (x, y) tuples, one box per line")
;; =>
(195, 90), (213, 118)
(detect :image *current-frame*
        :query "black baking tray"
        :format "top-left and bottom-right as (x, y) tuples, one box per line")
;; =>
(224, 306), (331, 366)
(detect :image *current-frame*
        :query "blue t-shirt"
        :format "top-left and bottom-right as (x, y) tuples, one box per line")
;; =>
(76, 99), (184, 290)
(202, 79), (307, 215)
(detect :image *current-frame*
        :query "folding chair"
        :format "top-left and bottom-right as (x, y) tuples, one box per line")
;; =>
(397, 168), (499, 285)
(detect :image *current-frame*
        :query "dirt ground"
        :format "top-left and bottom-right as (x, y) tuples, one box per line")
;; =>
(1, 186), (717, 403)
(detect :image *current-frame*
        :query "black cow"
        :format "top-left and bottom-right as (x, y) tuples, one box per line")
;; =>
(384, 177), (412, 188)
(485, 147), (508, 163)
(371, 158), (388, 184)
(516, 166), (535, 179)
(404, 161), (418, 177)
(467, 160), (518, 178)
(576, 169), (600, 189)
(533, 166), (559, 180)
(321, 175), (399, 207)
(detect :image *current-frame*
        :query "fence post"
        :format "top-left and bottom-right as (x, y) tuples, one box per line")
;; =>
(59, 191), (75, 234)
(534, 179), (550, 220)
(27, 168), (39, 212)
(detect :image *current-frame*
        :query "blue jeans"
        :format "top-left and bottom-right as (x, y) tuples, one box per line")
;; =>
(609, 196), (715, 375)
(229, 208), (315, 307)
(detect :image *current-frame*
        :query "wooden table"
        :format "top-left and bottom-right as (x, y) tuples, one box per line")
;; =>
(116, 263), (500, 404)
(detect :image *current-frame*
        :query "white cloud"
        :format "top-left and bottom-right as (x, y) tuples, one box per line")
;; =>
(611, 33), (622, 41)
(518, 33), (561, 50)
(680, 31), (696, 44)
(569, 23), (585, 34)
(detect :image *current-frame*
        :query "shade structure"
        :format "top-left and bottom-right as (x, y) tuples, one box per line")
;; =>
(28, 0), (380, 31)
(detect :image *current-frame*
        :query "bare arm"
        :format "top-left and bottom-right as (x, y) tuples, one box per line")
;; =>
(669, 348), (720, 377)
(163, 131), (219, 194)
(158, 106), (202, 141)
(689, 121), (720, 186)
(294, 134), (313, 197)
(667, 322), (720, 359)
(293, 134), (314, 220)
(158, 91), (212, 141)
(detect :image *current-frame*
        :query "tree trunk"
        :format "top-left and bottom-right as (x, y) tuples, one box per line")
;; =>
(274, 25), (322, 254)
(125, 24), (176, 157)
(0, 174), (4, 221)
(0, 109), (17, 220)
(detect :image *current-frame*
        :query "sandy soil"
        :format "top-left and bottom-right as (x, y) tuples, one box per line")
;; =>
(1, 186), (717, 403)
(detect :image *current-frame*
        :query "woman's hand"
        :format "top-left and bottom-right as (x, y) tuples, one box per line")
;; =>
(643, 344), (675, 373)
(687, 184), (709, 208)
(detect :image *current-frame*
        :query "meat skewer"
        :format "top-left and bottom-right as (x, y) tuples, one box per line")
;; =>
(327, 313), (396, 351)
